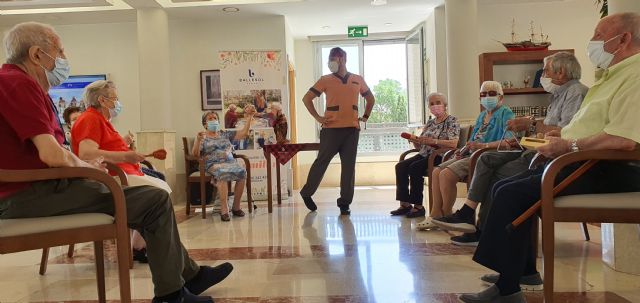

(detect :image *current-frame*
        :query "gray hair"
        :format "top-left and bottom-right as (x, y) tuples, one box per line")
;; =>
(614, 12), (640, 46)
(3, 22), (57, 65)
(543, 51), (581, 80)
(426, 92), (448, 105)
(270, 101), (282, 111)
(480, 81), (503, 95)
(84, 80), (116, 109)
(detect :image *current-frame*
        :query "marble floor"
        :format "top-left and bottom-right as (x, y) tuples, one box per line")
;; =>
(1, 187), (640, 302)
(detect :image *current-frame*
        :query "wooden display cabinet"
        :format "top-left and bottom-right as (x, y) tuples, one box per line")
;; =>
(479, 49), (574, 95)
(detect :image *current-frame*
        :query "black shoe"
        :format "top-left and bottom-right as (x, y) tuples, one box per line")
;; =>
(450, 231), (480, 247)
(152, 287), (213, 303)
(431, 209), (477, 233)
(132, 248), (148, 263)
(301, 195), (317, 211)
(405, 207), (426, 218)
(185, 263), (234, 295)
(339, 205), (351, 216)
(390, 205), (412, 216)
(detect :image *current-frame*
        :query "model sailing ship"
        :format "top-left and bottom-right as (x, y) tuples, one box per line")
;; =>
(500, 19), (551, 51)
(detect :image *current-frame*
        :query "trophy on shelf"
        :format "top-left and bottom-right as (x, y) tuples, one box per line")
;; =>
(523, 74), (531, 88)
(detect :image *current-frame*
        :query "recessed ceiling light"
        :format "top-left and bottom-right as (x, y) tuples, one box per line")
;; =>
(371, 0), (387, 6)
(384, 22), (392, 26)
(321, 26), (330, 29)
(222, 7), (240, 13)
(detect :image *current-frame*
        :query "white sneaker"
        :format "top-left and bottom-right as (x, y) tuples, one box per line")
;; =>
(416, 218), (439, 231)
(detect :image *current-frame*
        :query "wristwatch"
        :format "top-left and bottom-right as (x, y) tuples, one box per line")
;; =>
(362, 113), (370, 119)
(528, 116), (537, 135)
(570, 139), (579, 152)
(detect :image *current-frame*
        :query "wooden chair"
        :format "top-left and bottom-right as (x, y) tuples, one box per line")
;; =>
(40, 162), (136, 275)
(397, 124), (472, 211)
(539, 150), (640, 302)
(0, 166), (131, 303)
(182, 137), (253, 219)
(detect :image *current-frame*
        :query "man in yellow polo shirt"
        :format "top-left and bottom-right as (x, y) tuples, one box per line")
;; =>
(300, 47), (375, 215)
(460, 13), (640, 303)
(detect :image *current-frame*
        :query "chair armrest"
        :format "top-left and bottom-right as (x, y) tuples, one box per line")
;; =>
(233, 153), (251, 169)
(399, 148), (420, 162)
(468, 147), (496, 181)
(0, 167), (129, 231)
(104, 162), (129, 186)
(540, 150), (640, 210)
(140, 160), (155, 170)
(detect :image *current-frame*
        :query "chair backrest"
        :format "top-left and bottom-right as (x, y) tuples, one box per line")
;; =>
(182, 137), (199, 175)
(457, 124), (473, 148)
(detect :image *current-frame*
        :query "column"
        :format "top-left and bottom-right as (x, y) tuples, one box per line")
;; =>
(600, 0), (640, 275)
(136, 9), (178, 198)
(137, 8), (172, 131)
(444, 0), (479, 122)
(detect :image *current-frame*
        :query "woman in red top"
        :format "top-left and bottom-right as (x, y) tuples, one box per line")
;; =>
(72, 80), (171, 262)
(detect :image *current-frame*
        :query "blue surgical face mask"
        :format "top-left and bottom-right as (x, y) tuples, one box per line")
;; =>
(108, 100), (122, 118)
(40, 50), (70, 87)
(207, 120), (220, 132)
(481, 97), (499, 111)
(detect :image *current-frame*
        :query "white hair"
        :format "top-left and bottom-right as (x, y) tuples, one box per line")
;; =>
(426, 92), (448, 105)
(270, 101), (282, 111)
(3, 22), (57, 65)
(480, 81), (503, 95)
(615, 12), (640, 46)
(84, 80), (116, 108)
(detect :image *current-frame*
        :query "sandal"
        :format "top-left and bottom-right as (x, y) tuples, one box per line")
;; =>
(416, 218), (439, 231)
(231, 209), (245, 217)
(220, 213), (231, 221)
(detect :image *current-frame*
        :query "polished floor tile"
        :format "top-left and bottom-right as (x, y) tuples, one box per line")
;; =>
(2, 187), (640, 302)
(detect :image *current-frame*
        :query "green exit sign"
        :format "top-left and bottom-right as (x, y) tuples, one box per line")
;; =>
(348, 26), (368, 38)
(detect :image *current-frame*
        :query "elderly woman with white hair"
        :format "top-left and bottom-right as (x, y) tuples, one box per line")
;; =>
(391, 92), (460, 218)
(417, 81), (514, 231)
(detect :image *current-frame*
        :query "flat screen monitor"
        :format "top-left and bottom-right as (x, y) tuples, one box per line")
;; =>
(49, 74), (106, 122)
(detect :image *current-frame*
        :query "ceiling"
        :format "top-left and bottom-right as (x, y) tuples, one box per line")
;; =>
(0, 0), (566, 38)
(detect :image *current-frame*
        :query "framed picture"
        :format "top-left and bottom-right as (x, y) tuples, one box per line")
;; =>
(200, 70), (222, 110)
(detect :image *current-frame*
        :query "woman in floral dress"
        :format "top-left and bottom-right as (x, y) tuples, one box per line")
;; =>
(192, 110), (254, 221)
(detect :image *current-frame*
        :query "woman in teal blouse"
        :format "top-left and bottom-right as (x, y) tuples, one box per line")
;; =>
(417, 81), (514, 231)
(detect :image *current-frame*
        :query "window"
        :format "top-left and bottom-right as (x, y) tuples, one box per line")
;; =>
(314, 34), (423, 155)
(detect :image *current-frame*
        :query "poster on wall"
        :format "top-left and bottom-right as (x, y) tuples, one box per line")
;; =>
(219, 50), (287, 200)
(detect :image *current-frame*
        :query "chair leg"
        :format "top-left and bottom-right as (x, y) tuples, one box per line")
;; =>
(542, 218), (555, 303)
(246, 170), (253, 213)
(115, 232), (132, 302)
(94, 241), (106, 303)
(200, 180), (207, 219)
(67, 244), (75, 257)
(39, 248), (50, 275)
(186, 182), (192, 215)
(581, 222), (590, 241)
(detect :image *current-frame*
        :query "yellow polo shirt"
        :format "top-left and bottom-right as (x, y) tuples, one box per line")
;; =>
(561, 53), (640, 144)
(309, 72), (371, 129)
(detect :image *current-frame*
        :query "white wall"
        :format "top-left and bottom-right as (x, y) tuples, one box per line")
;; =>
(477, 0), (600, 87)
(168, 16), (288, 174)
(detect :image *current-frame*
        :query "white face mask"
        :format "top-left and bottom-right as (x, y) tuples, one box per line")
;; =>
(587, 34), (622, 69)
(328, 60), (339, 73)
(540, 77), (560, 93)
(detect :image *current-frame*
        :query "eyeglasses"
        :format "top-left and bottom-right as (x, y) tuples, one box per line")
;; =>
(479, 91), (499, 97)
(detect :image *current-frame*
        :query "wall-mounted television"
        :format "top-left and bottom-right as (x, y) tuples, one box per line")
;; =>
(49, 74), (107, 122)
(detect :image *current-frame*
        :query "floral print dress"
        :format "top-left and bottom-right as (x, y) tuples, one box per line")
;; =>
(199, 130), (247, 182)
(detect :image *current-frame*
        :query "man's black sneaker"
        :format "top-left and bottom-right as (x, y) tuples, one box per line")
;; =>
(405, 207), (426, 218)
(301, 195), (317, 211)
(339, 205), (351, 216)
(480, 272), (544, 291)
(132, 248), (148, 263)
(431, 209), (476, 233)
(450, 231), (480, 247)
